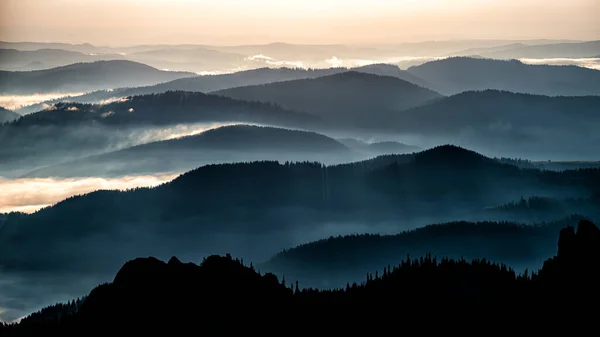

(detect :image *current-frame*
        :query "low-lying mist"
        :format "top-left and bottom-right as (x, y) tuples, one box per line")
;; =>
(0, 92), (86, 111)
(0, 175), (178, 214)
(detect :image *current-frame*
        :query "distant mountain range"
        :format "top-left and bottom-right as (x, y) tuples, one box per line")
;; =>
(0, 60), (195, 95)
(0, 48), (127, 71)
(214, 71), (443, 126)
(0, 107), (19, 123)
(23, 125), (357, 178)
(407, 57), (600, 96)
(475, 40), (600, 59)
(390, 90), (600, 159)
(14, 67), (350, 114)
(7, 87), (600, 177)
(0, 91), (323, 176)
(14, 57), (599, 115)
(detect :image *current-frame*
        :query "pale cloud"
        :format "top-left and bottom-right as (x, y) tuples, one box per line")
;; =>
(0, 93), (86, 111)
(519, 57), (600, 70)
(66, 106), (79, 111)
(245, 54), (305, 68)
(128, 108), (134, 113)
(0, 175), (178, 214)
(325, 56), (343, 68)
(245, 54), (274, 61)
(100, 111), (114, 118)
(42, 103), (56, 111)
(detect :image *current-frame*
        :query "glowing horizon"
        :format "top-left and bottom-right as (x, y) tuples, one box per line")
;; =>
(0, 0), (597, 46)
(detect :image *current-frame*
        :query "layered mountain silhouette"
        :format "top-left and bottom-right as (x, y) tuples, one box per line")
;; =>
(126, 47), (247, 73)
(23, 125), (356, 178)
(0, 48), (127, 71)
(351, 63), (435, 89)
(479, 40), (600, 59)
(3, 219), (598, 334)
(392, 90), (600, 158)
(0, 60), (194, 95)
(261, 215), (590, 288)
(0, 91), (323, 176)
(214, 71), (443, 126)
(1, 145), (599, 275)
(10, 91), (319, 128)
(15, 67), (350, 114)
(407, 57), (600, 96)
(0, 106), (19, 123)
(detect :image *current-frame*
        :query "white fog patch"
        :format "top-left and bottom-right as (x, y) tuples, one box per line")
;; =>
(519, 57), (600, 70)
(245, 54), (305, 68)
(325, 56), (343, 67)
(0, 92), (86, 110)
(320, 56), (445, 69)
(128, 108), (134, 113)
(245, 54), (274, 61)
(66, 106), (79, 111)
(42, 103), (57, 111)
(0, 174), (178, 214)
(100, 111), (114, 118)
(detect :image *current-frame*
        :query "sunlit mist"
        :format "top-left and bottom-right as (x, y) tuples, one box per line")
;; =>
(0, 175), (179, 214)
(0, 93), (86, 110)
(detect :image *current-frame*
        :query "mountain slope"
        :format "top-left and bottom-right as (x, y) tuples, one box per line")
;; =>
(407, 57), (600, 96)
(392, 90), (600, 159)
(0, 107), (19, 123)
(0, 48), (127, 71)
(23, 125), (356, 178)
(15, 67), (349, 114)
(0, 60), (195, 94)
(1, 145), (599, 274)
(0, 91), (323, 176)
(352, 63), (436, 90)
(262, 215), (589, 288)
(213, 71), (443, 126)
(481, 40), (600, 59)
(127, 47), (247, 73)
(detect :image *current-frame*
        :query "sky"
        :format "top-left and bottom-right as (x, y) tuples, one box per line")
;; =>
(0, 0), (598, 46)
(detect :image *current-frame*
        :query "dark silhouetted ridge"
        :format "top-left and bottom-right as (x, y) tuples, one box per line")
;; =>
(4, 220), (599, 334)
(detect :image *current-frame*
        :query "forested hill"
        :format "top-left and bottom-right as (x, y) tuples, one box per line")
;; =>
(7, 91), (321, 128)
(261, 215), (590, 288)
(1, 145), (599, 275)
(213, 71), (443, 126)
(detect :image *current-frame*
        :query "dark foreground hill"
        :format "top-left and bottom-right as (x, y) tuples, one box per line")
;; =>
(0, 60), (194, 95)
(3, 219), (598, 333)
(23, 125), (357, 178)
